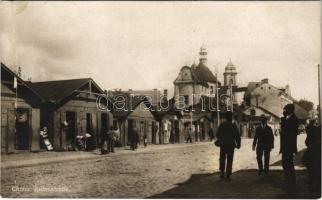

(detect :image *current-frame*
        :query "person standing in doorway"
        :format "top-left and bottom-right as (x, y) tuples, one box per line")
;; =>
(252, 115), (274, 175)
(280, 104), (299, 196)
(216, 111), (241, 180)
(131, 127), (139, 150)
(186, 127), (193, 143)
(208, 127), (214, 141)
(143, 132), (148, 147)
(106, 126), (115, 153)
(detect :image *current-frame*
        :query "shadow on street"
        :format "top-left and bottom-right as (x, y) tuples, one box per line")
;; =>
(150, 149), (320, 199)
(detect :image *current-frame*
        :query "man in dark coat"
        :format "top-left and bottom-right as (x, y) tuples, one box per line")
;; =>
(216, 112), (241, 180)
(280, 104), (299, 194)
(253, 115), (274, 175)
(304, 117), (321, 192)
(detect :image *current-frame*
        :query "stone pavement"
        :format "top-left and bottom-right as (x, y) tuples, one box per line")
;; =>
(1, 142), (209, 169)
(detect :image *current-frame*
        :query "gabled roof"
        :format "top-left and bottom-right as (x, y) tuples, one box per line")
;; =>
(154, 98), (183, 120)
(191, 62), (219, 85)
(244, 82), (261, 97)
(243, 105), (280, 119)
(29, 78), (104, 104)
(294, 103), (309, 120)
(1, 63), (44, 103)
(109, 92), (154, 119)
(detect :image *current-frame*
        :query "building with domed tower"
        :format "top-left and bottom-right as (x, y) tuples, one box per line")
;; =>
(173, 46), (221, 108)
(173, 46), (222, 142)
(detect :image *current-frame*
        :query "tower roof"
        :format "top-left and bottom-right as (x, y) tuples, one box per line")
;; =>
(224, 59), (237, 73)
(192, 61), (219, 85)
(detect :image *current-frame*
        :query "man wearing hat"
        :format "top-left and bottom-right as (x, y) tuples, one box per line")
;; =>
(252, 115), (274, 175)
(280, 103), (299, 195)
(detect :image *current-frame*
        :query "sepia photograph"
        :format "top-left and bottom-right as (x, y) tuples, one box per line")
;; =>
(0, 1), (321, 199)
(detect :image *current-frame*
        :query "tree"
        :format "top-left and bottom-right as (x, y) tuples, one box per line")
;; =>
(298, 99), (314, 112)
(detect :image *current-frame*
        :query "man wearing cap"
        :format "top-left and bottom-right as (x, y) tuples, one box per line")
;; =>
(252, 115), (274, 175)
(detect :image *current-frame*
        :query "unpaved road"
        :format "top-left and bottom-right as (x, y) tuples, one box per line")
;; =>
(1, 135), (319, 198)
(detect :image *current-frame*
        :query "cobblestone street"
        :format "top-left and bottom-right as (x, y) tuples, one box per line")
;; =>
(1, 135), (319, 198)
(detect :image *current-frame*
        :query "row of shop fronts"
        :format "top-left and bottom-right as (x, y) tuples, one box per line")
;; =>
(2, 63), (285, 154)
(1, 63), (216, 154)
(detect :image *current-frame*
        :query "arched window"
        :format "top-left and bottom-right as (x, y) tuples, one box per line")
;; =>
(230, 79), (234, 85)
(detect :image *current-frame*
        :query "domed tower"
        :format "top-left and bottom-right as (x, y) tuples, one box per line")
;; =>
(224, 60), (238, 105)
(223, 59), (237, 86)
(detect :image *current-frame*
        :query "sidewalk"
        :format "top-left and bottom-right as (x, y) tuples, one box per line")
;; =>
(1, 142), (210, 169)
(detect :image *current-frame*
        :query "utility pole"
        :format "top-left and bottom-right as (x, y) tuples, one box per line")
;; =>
(215, 66), (220, 128)
(318, 64), (321, 119)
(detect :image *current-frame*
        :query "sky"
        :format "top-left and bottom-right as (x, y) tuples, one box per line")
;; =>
(0, 1), (320, 106)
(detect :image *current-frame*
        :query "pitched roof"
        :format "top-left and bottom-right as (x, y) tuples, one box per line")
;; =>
(244, 82), (261, 97)
(1, 63), (44, 103)
(191, 62), (219, 85)
(109, 92), (154, 118)
(29, 78), (103, 104)
(154, 98), (183, 119)
(294, 103), (309, 120)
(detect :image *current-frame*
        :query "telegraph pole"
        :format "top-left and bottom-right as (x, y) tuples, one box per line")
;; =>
(215, 66), (220, 128)
(318, 64), (321, 119)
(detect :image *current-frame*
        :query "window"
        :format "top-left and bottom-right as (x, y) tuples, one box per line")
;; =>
(210, 86), (214, 94)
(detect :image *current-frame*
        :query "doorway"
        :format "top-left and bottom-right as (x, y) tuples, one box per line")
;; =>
(174, 120), (180, 143)
(15, 108), (30, 150)
(86, 113), (93, 134)
(152, 121), (156, 144)
(101, 113), (108, 144)
(128, 119), (134, 146)
(66, 111), (76, 146)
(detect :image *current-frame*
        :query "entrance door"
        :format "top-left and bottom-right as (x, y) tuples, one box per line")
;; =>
(86, 113), (93, 134)
(174, 120), (179, 143)
(201, 122), (206, 141)
(152, 121), (156, 144)
(128, 119), (134, 146)
(101, 113), (108, 143)
(15, 108), (30, 150)
(66, 112), (76, 146)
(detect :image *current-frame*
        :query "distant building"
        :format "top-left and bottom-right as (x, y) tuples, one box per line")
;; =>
(173, 46), (221, 108)
(123, 88), (167, 107)
(109, 92), (157, 146)
(223, 60), (238, 105)
(241, 105), (280, 138)
(173, 46), (223, 142)
(243, 78), (308, 120)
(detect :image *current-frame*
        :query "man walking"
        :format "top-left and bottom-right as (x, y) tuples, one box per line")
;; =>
(252, 115), (274, 175)
(216, 112), (241, 180)
(280, 104), (299, 195)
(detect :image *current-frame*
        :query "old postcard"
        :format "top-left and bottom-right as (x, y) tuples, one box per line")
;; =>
(0, 1), (321, 199)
